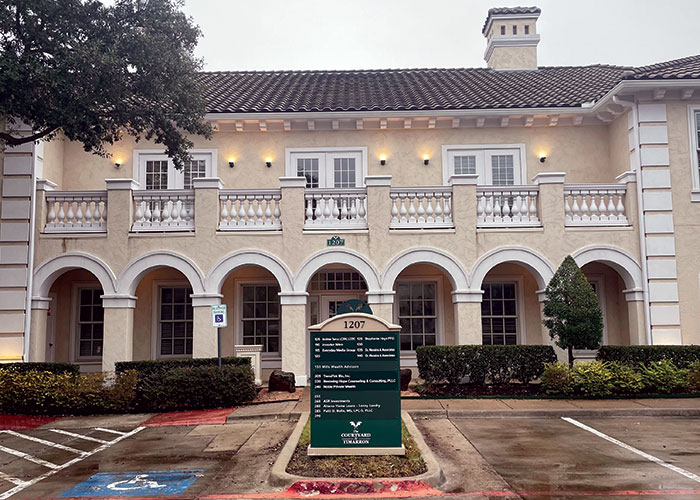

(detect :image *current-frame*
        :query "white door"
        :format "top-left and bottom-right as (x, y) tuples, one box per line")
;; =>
(291, 151), (364, 188)
(320, 294), (363, 321)
(138, 154), (209, 189)
(485, 150), (521, 185)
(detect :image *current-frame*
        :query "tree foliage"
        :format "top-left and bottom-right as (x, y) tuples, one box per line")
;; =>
(543, 255), (603, 366)
(0, 0), (211, 167)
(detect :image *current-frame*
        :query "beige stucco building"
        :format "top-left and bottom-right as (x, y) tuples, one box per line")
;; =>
(2, 7), (700, 384)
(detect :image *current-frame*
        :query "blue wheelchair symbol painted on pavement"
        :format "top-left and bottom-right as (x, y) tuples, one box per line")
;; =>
(61, 469), (204, 497)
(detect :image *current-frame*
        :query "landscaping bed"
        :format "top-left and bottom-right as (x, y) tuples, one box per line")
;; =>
(286, 420), (426, 478)
(416, 382), (541, 397)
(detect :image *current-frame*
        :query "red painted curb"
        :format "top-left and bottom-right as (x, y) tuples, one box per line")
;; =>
(144, 407), (237, 427)
(0, 414), (60, 430)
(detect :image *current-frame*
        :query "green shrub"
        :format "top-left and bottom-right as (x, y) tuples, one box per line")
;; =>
(0, 369), (138, 415)
(639, 360), (689, 394)
(598, 346), (700, 368)
(541, 362), (574, 395)
(137, 364), (256, 411)
(416, 345), (557, 385)
(1, 362), (79, 376)
(115, 356), (250, 378)
(607, 362), (644, 394)
(688, 361), (700, 392)
(571, 362), (614, 397)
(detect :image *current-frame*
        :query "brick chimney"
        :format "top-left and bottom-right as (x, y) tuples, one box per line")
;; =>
(483, 6), (541, 70)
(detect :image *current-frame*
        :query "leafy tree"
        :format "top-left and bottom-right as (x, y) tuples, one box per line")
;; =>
(543, 256), (603, 367)
(0, 0), (211, 167)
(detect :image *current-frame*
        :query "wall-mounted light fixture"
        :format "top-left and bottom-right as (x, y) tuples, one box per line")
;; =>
(423, 155), (430, 166)
(380, 154), (387, 166)
(265, 157), (272, 168)
(228, 158), (235, 168)
(539, 152), (547, 163)
(114, 159), (122, 169)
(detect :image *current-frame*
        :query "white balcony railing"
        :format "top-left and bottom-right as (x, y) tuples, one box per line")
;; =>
(477, 186), (540, 227)
(45, 191), (107, 233)
(304, 188), (368, 229)
(219, 189), (282, 231)
(564, 185), (628, 226)
(390, 187), (453, 229)
(132, 190), (194, 232)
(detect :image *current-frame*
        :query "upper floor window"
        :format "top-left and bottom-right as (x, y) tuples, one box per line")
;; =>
(500, 25), (505, 35)
(512, 25), (517, 35)
(285, 147), (368, 188)
(442, 144), (526, 185)
(136, 150), (216, 190)
(689, 107), (700, 200)
(524, 25), (530, 34)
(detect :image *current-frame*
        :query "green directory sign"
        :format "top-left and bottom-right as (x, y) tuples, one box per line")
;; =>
(308, 313), (403, 456)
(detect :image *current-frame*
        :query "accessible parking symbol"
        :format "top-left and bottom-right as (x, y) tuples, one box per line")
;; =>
(60, 469), (204, 497)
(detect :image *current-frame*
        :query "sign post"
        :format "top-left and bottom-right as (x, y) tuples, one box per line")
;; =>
(211, 304), (227, 370)
(308, 312), (403, 456)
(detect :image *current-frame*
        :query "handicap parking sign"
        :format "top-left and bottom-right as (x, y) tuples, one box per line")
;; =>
(61, 470), (203, 497)
(211, 304), (227, 328)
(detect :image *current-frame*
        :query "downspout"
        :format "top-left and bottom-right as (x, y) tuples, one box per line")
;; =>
(22, 142), (39, 361)
(613, 95), (652, 345)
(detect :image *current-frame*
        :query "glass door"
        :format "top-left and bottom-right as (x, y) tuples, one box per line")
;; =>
(320, 294), (363, 321)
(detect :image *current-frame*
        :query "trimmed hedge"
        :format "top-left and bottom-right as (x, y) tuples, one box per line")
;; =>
(598, 346), (700, 368)
(0, 370), (138, 415)
(115, 356), (250, 377)
(137, 365), (256, 411)
(1, 362), (80, 376)
(416, 345), (557, 385)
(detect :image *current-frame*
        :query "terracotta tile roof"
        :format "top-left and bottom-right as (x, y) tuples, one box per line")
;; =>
(482, 6), (541, 34)
(627, 54), (700, 80)
(197, 55), (700, 115)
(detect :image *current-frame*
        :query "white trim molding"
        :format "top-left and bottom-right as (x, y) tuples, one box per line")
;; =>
(572, 246), (644, 292)
(441, 143), (527, 186)
(116, 250), (206, 296)
(687, 104), (700, 196)
(293, 248), (381, 293)
(205, 250), (294, 295)
(381, 247), (469, 292)
(468, 246), (554, 290)
(284, 146), (369, 187)
(34, 252), (117, 297)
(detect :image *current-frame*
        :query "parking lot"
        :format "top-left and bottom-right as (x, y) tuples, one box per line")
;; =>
(2, 411), (700, 499)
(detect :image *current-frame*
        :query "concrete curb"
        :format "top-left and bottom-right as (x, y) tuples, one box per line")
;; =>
(409, 408), (700, 419)
(268, 411), (445, 489)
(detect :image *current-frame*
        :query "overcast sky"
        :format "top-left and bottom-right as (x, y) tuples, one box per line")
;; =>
(177, 0), (700, 71)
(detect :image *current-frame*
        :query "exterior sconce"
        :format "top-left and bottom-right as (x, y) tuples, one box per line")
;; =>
(265, 157), (272, 168)
(539, 152), (547, 163)
(228, 158), (235, 168)
(423, 155), (430, 166)
(380, 154), (387, 166)
(114, 159), (122, 169)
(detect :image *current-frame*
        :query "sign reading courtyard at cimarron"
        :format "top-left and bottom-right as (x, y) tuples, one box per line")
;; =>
(308, 313), (404, 456)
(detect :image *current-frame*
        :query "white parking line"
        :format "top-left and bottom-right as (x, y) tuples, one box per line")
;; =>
(0, 472), (25, 487)
(0, 426), (144, 500)
(0, 430), (87, 456)
(562, 417), (700, 484)
(0, 444), (59, 469)
(93, 427), (126, 436)
(48, 429), (109, 444)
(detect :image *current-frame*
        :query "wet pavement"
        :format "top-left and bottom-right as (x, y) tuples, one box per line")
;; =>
(1, 409), (700, 499)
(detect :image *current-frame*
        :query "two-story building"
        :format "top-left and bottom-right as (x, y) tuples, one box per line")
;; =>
(2, 7), (700, 385)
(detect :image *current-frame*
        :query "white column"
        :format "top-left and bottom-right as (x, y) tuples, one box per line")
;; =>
(280, 292), (308, 386)
(366, 291), (395, 323)
(101, 295), (136, 373)
(452, 290), (483, 345)
(191, 293), (223, 358)
(28, 296), (52, 361)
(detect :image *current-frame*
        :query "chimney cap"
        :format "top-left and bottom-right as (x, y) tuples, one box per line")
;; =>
(482, 6), (541, 35)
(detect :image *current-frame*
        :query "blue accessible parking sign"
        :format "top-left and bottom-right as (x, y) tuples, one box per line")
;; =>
(60, 470), (203, 497)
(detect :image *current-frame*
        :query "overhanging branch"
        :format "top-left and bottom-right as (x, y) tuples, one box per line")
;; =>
(0, 126), (59, 146)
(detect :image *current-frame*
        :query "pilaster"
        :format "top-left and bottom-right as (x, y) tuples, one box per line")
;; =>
(280, 291), (308, 385)
(105, 179), (138, 238)
(101, 295), (136, 373)
(452, 290), (483, 345)
(191, 293), (222, 358)
(193, 177), (223, 238)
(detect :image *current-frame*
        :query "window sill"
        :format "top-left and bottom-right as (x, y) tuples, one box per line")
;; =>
(691, 191), (700, 203)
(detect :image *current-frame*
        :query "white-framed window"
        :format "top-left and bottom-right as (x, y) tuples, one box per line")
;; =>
(285, 147), (368, 188)
(441, 144), (526, 185)
(75, 287), (104, 360)
(689, 106), (700, 200)
(240, 283), (281, 355)
(158, 285), (193, 357)
(135, 150), (217, 190)
(481, 282), (519, 345)
(396, 281), (438, 352)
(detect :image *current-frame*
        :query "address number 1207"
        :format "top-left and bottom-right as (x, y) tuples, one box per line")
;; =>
(344, 320), (365, 329)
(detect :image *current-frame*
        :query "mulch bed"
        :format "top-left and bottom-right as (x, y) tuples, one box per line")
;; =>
(251, 387), (302, 404)
(415, 383), (543, 397)
(286, 421), (426, 478)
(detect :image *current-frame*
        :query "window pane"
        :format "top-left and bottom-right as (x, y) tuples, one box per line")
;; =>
(491, 155), (514, 186)
(77, 287), (104, 359)
(159, 286), (193, 357)
(333, 158), (356, 188)
(454, 155), (476, 175)
(397, 281), (438, 352)
(481, 282), (518, 345)
(241, 285), (281, 354)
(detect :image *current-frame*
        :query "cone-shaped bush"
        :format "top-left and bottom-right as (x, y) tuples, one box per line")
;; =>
(543, 255), (603, 366)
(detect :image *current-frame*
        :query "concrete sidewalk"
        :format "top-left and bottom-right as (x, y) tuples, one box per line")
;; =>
(224, 390), (700, 421)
